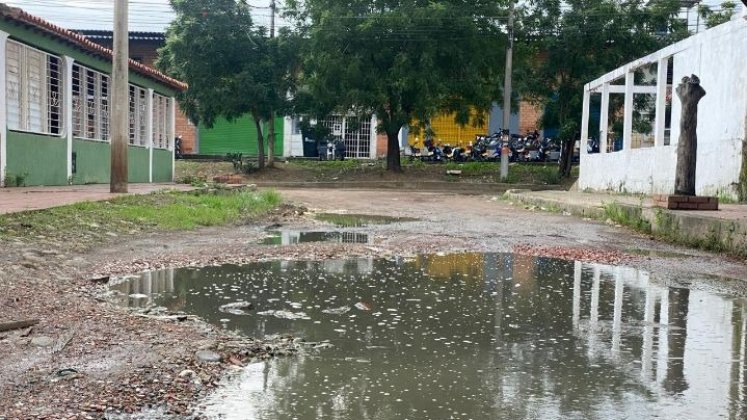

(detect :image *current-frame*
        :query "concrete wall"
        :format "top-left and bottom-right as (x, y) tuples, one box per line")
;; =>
(6, 132), (67, 186)
(580, 19), (747, 198)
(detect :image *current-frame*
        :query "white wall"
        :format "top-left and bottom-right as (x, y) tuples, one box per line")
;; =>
(581, 19), (747, 197)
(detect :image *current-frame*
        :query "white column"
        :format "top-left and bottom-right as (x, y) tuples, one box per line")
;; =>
(169, 97), (176, 182)
(62, 56), (74, 183)
(654, 57), (669, 147)
(656, 290), (670, 383)
(283, 116), (293, 157)
(623, 70), (635, 150)
(580, 88), (591, 156)
(599, 83), (610, 154)
(369, 114), (378, 159)
(0, 31), (9, 187)
(146, 88), (154, 183)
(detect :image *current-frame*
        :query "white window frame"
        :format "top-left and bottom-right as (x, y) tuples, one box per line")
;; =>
(152, 93), (173, 150)
(72, 63), (110, 142)
(129, 84), (149, 146)
(6, 40), (62, 136)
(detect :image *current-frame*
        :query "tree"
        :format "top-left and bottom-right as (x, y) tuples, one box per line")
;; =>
(698, 1), (738, 29)
(522, 0), (688, 177)
(158, 0), (297, 169)
(285, 0), (507, 171)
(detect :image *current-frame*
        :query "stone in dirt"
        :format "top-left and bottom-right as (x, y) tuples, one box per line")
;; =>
(31, 336), (54, 347)
(195, 350), (222, 363)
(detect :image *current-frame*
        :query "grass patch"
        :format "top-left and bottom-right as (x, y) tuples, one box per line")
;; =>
(603, 202), (652, 234)
(0, 188), (281, 250)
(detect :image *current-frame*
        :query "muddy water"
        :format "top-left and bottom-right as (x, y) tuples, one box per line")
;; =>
(113, 254), (747, 419)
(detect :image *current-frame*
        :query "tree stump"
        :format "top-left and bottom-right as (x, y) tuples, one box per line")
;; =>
(674, 75), (706, 196)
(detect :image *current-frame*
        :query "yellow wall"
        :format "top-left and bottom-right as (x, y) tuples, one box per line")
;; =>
(410, 111), (488, 148)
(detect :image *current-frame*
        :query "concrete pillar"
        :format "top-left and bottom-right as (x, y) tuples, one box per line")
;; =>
(580, 88), (591, 156)
(600, 83), (610, 154)
(146, 88), (154, 183)
(654, 57), (669, 147)
(623, 70), (635, 150)
(656, 290), (670, 383)
(62, 56), (74, 183)
(0, 31), (9, 187)
(369, 114), (378, 159)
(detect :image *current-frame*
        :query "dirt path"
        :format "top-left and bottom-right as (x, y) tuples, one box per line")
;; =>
(2, 188), (746, 418)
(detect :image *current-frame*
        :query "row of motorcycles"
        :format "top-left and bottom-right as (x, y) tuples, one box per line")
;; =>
(409, 130), (561, 163)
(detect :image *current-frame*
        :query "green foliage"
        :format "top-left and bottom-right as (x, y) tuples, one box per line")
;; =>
(521, 0), (688, 177)
(286, 0), (508, 171)
(698, 1), (738, 28)
(603, 202), (652, 233)
(0, 189), (281, 248)
(158, 0), (301, 169)
(3, 171), (28, 187)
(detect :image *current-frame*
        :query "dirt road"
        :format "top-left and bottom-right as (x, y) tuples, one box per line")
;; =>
(1, 188), (746, 418)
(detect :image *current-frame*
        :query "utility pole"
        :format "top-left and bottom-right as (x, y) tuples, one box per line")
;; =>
(110, 0), (128, 193)
(500, 0), (514, 181)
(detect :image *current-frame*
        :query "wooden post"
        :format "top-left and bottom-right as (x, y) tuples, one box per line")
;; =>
(674, 75), (706, 196)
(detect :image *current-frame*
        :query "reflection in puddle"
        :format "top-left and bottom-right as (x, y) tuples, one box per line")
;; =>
(261, 231), (371, 245)
(112, 254), (747, 419)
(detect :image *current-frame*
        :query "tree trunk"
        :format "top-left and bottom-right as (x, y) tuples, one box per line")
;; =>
(558, 138), (574, 178)
(267, 111), (276, 168)
(253, 114), (266, 170)
(674, 75), (706, 196)
(386, 128), (401, 172)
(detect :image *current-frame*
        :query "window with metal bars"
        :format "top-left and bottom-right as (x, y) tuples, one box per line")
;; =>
(6, 40), (62, 135)
(72, 63), (110, 141)
(152, 94), (172, 149)
(128, 85), (148, 146)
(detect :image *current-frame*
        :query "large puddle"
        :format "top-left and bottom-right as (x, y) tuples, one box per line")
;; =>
(112, 254), (747, 419)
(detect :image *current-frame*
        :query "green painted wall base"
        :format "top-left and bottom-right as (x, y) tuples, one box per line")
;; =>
(5, 131), (173, 187)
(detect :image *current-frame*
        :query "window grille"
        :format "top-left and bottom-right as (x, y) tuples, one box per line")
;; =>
(72, 64), (110, 141)
(128, 85), (149, 146)
(6, 40), (62, 135)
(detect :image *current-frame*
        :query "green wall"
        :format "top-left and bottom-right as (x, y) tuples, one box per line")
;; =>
(199, 116), (284, 156)
(72, 138), (109, 184)
(128, 146), (150, 183)
(153, 149), (173, 182)
(6, 132), (67, 186)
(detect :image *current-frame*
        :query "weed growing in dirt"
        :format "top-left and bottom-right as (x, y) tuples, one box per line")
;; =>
(0, 189), (281, 248)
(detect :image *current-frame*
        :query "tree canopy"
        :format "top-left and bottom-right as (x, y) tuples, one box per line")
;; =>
(158, 0), (298, 168)
(698, 1), (738, 29)
(285, 0), (508, 171)
(520, 0), (688, 176)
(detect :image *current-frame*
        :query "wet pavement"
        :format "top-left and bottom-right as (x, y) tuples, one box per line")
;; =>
(112, 253), (747, 420)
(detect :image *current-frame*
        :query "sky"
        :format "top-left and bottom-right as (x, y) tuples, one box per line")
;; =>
(5, 0), (288, 32)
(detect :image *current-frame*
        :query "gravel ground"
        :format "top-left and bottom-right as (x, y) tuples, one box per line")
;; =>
(2, 188), (747, 419)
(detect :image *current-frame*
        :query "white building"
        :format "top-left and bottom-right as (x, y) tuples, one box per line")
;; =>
(578, 15), (747, 198)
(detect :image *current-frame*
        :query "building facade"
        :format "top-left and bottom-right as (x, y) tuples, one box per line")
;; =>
(0, 5), (185, 187)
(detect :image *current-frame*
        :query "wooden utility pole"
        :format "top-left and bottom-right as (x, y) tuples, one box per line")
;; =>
(266, 0), (277, 168)
(674, 75), (706, 196)
(110, 0), (129, 193)
(500, 0), (514, 181)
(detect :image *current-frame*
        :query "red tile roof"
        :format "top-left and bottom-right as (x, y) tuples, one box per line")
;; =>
(0, 4), (187, 91)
